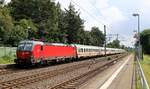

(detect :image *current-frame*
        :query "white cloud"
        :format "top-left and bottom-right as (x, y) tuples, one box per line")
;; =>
(101, 6), (127, 25)
(139, 0), (150, 13)
(56, 0), (128, 32)
(55, 0), (70, 9)
(120, 34), (135, 47)
(95, 0), (109, 9)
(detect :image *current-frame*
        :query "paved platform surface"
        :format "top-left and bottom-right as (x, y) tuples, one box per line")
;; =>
(79, 54), (135, 89)
(107, 55), (135, 89)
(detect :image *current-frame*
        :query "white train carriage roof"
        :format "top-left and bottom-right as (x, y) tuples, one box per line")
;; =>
(73, 44), (101, 49)
(72, 44), (125, 52)
(72, 44), (104, 51)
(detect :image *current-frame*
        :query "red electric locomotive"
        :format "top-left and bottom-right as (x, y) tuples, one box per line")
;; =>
(15, 40), (77, 65)
(15, 40), (125, 66)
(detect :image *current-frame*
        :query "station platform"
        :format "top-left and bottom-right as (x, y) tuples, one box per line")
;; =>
(80, 54), (135, 89)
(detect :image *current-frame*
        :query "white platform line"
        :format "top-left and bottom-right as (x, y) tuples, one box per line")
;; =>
(99, 55), (131, 89)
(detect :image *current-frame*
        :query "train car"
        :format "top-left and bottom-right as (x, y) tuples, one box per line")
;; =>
(15, 40), (77, 65)
(73, 44), (102, 58)
(15, 40), (125, 65)
(73, 44), (125, 58)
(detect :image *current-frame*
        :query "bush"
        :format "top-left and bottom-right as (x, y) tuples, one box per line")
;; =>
(140, 29), (150, 54)
(0, 55), (14, 64)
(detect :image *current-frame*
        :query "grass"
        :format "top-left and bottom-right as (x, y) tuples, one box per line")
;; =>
(0, 55), (14, 64)
(140, 55), (150, 86)
(136, 72), (142, 89)
(0, 47), (16, 64)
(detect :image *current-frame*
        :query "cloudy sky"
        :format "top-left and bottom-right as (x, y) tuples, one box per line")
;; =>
(54, 0), (150, 47)
(5, 0), (150, 47)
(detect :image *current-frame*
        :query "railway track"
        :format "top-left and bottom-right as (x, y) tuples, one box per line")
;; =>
(0, 54), (124, 76)
(50, 55), (126, 89)
(0, 54), (127, 89)
(0, 60), (100, 88)
(0, 69), (15, 76)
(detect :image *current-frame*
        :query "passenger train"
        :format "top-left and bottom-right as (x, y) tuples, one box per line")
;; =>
(15, 40), (125, 65)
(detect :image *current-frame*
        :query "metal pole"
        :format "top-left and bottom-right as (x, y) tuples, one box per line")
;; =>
(138, 15), (143, 60)
(117, 34), (119, 40)
(133, 13), (143, 60)
(137, 15), (143, 60)
(104, 25), (106, 59)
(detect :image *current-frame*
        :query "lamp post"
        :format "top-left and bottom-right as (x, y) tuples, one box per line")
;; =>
(104, 25), (106, 59)
(132, 13), (143, 60)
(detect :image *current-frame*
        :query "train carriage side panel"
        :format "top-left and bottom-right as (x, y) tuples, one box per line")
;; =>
(32, 44), (76, 63)
(43, 45), (76, 59)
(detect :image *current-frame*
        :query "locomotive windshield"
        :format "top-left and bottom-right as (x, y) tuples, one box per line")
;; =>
(17, 43), (33, 51)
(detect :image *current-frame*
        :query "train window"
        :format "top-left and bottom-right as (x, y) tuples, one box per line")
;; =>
(81, 48), (83, 52)
(86, 49), (88, 52)
(17, 43), (32, 51)
(78, 49), (81, 52)
(80, 49), (82, 52)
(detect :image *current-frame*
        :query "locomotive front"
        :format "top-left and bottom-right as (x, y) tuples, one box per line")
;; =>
(15, 41), (34, 65)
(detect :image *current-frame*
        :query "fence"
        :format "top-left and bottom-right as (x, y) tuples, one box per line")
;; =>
(0, 47), (16, 58)
(135, 55), (149, 89)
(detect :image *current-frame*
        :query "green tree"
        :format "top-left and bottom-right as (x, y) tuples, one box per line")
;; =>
(8, 19), (37, 46)
(82, 31), (93, 45)
(140, 29), (150, 54)
(90, 27), (105, 46)
(65, 3), (84, 44)
(5, 0), (105, 46)
(9, 0), (59, 42)
(0, 6), (13, 45)
(56, 3), (68, 43)
(0, 0), (4, 5)
(107, 39), (120, 48)
(9, 25), (26, 46)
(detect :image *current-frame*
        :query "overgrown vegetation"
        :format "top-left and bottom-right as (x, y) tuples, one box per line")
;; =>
(0, 0), (105, 46)
(140, 55), (150, 86)
(0, 0), (128, 64)
(107, 39), (120, 48)
(0, 47), (16, 64)
(0, 55), (14, 64)
(140, 29), (150, 54)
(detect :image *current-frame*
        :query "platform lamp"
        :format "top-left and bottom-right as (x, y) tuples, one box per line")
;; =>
(132, 13), (143, 60)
